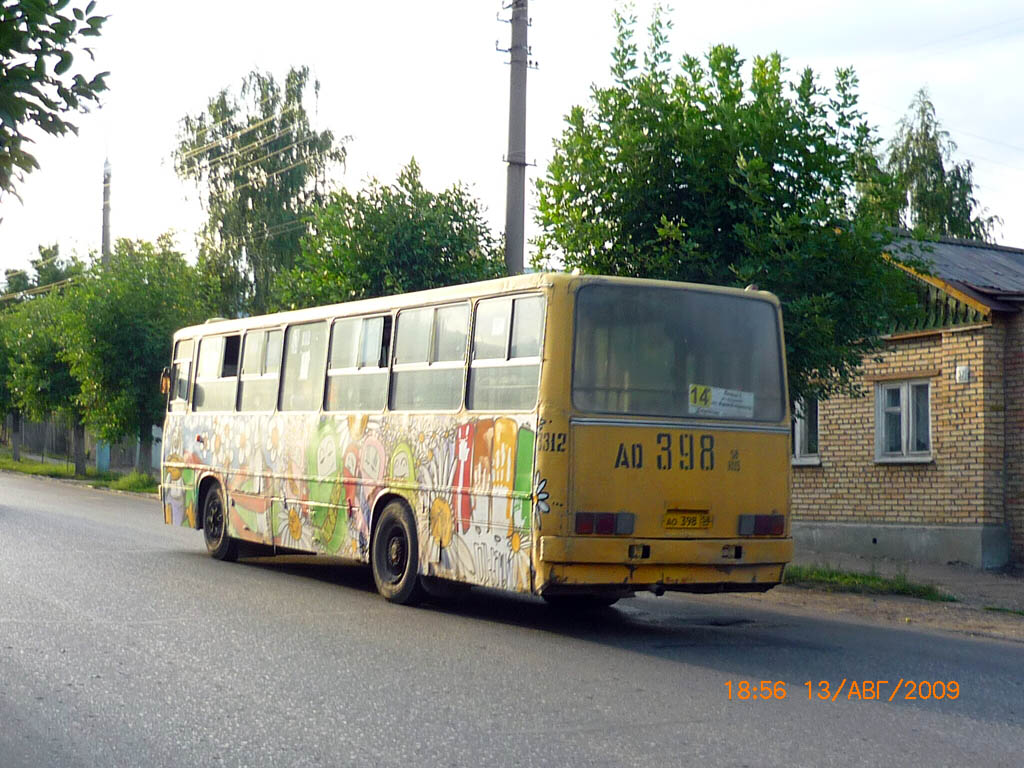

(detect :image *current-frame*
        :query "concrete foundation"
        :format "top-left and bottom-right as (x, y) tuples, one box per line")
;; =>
(793, 521), (1011, 570)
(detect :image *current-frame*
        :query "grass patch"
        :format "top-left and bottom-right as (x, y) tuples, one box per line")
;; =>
(0, 451), (110, 481)
(0, 447), (156, 494)
(984, 605), (1024, 618)
(105, 471), (159, 494)
(784, 563), (957, 602)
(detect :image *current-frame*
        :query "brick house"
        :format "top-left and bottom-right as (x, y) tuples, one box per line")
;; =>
(791, 236), (1024, 569)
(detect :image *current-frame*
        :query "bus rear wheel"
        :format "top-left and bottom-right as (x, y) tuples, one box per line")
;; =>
(202, 483), (239, 562)
(371, 501), (423, 605)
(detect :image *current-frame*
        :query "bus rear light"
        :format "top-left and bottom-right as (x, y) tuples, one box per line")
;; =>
(575, 513), (595, 535)
(575, 512), (635, 536)
(738, 514), (785, 536)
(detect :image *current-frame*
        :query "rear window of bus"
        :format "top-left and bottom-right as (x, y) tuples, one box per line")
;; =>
(573, 285), (784, 422)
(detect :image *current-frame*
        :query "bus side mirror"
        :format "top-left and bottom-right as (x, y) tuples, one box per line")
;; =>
(160, 367), (171, 395)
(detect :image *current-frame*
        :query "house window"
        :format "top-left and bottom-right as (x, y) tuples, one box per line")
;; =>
(875, 380), (931, 462)
(792, 398), (819, 465)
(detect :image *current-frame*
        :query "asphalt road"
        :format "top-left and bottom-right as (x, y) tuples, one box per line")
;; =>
(2, 471), (1023, 768)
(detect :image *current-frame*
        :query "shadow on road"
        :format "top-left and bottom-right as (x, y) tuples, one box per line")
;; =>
(237, 553), (379, 594)
(234, 552), (831, 653)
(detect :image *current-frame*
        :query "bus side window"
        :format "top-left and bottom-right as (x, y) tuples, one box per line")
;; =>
(238, 329), (282, 412)
(221, 335), (240, 377)
(194, 334), (241, 412)
(390, 304), (468, 411)
(279, 322), (328, 412)
(325, 315), (391, 412)
(168, 338), (194, 412)
(468, 295), (544, 411)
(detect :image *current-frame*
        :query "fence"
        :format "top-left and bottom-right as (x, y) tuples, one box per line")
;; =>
(1, 414), (160, 473)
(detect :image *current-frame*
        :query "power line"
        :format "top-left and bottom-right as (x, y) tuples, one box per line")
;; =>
(2, 251), (75, 283)
(949, 128), (1024, 156)
(179, 121), (298, 175)
(871, 103), (1024, 172)
(0, 277), (77, 304)
(178, 105), (301, 163)
(223, 134), (318, 179)
(900, 14), (1024, 57)
(959, 153), (1024, 174)
(202, 149), (334, 204)
(238, 218), (307, 241)
(263, 217), (306, 234)
(186, 90), (281, 142)
(184, 71), (328, 146)
(257, 221), (308, 243)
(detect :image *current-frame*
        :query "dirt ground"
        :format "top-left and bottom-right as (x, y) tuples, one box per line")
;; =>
(724, 549), (1024, 643)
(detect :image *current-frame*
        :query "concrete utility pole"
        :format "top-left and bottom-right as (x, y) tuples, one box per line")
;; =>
(101, 157), (111, 265)
(97, 157), (111, 472)
(503, 0), (529, 275)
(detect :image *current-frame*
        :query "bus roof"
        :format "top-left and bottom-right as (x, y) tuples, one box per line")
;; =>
(173, 272), (780, 340)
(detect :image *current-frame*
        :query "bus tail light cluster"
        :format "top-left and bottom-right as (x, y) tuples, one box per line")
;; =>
(575, 512), (635, 536)
(738, 514), (785, 536)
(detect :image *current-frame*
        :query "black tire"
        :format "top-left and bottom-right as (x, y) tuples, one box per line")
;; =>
(202, 483), (239, 562)
(543, 594), (620, 610)
(371, 501), (423, 605)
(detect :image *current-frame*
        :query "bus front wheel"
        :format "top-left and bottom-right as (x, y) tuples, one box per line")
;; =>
(371, 501), (423, 605)
(202, 483), (239, 562)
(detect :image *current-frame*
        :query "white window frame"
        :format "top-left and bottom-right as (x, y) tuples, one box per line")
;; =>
(192, 334), (241, 413)
(237, 328), (283, 413)
(467, 294), (545, 412)
(791, 397), (820, 466)
(168, 338), (194, 413)
(874, 379), (932, 463)
(278, 321), (329, 413)
(389, 302), (469, 412)
(324, 314), (390, 413)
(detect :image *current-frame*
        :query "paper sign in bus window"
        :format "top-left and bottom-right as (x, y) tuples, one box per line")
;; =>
(688, 384), (754, 419)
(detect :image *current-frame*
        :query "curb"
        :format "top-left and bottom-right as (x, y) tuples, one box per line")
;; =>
(0, 466), (159, 500)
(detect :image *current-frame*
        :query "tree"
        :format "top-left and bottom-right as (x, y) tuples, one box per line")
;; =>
(2, 267), (31, 295)
(534, 11), (919, 404)
(60, 236), (209, 472)
(0, 0), (108, 200)
(31, 242), (83, 287)
(1, 242), (84, 294)
(275, 159), (506, 310)
(0, 313), (17, 460)
(874, 88), (1000, 242)
(0, 290), (86, 473)
(174, 66), (346, 317)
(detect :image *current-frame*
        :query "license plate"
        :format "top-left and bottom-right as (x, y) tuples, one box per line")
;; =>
(664, 511), (712, 530)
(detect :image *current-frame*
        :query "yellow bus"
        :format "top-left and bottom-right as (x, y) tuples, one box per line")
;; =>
(160, 273), (792, 606)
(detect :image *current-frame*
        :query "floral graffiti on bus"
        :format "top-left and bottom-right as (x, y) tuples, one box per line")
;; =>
(162, 411), (538, 592)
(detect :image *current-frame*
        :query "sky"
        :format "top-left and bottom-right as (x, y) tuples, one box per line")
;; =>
(1, 0), (1023, 284)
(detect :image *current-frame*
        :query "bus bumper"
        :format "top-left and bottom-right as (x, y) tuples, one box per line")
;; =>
(536, 536), (793, 595)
